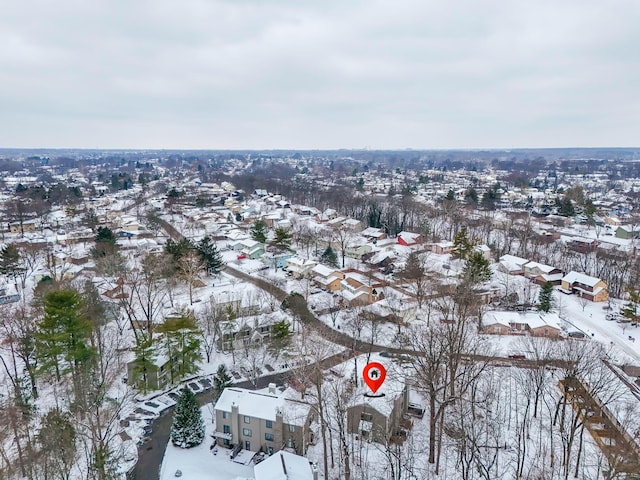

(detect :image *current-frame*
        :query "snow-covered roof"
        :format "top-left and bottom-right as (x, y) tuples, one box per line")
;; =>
(214, 387), (311, 426)
(312, 264), (338, 278)
(562, 271), (602, 287)
(524, 261), (557, 273)
(254, 451), (315, 480)
(398, 231), (421, 241)
(499, 254), (529, 266)
(483, 311), (562, 331)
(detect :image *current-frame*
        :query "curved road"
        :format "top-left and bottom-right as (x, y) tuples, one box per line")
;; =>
(130, 220), (572, 479)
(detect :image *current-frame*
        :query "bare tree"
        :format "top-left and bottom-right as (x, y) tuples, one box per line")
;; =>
(178, 250), (204, 305)
(197, 303), (224, 363)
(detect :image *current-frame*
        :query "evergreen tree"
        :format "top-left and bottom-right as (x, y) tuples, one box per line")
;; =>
(622, 289), (640, 322)
(213, 364), (232, 398)
(271, 227), (292, 251)
(538, 282), (554, 313)
(321, 246), (338, 267)
(35, 290), (94, 381)
(464, 187), (478, 205)
(156, 316), (202, 384)
(0, 244), (23, 279)
(250, 219), (268, 243)
(165, 238), (195, 263)
(170, 387), (205, 448)
(130, 335), (155, 393)
(558, 197), (575, 217)
(461, 251), (492, 286)
(269, 320), (291, 355)
(92, 226), (118, 258)
(94, 226), (116, 244)
(196, 236), (224, 275)
(452, 227), (476, 260)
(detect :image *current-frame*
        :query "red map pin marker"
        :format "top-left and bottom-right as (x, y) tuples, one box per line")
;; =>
(363, 362), (387, 394)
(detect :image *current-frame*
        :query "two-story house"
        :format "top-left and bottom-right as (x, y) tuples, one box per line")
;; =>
(561, 271), (609, 302)
(213, 385), (314, 456)
(311, 264), (344, 292)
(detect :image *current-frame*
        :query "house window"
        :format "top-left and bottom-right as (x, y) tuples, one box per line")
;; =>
(287, 438), (294, 448)
(244, 416), (251, 424)
(223, 425), (230, 434)
(267, 446), (273, 455)
(222, 411), (228, 419)
(288, 425), (295, 432)
(265, 420), (273, 429)
(265, 433), (274, 441)
(245, 441), (251, 450)
(360, 413), (373, 422)
(242, 428), (252, 437)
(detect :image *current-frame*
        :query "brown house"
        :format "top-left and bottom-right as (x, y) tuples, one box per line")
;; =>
(560, 271), (609, 303)
(213, 385), (314, 456)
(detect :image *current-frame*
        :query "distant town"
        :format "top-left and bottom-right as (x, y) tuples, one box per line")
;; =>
(1, 148), (640, 480)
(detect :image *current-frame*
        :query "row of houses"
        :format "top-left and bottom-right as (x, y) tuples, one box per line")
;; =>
(212, 355), (410, 457)
(498, 254), (609, 302)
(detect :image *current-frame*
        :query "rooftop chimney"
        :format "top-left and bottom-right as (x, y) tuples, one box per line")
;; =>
(268, 383), (277, 394)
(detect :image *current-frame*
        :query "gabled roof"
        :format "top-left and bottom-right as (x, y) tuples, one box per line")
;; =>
(254, 451), (315, 480)
(214, 387), (311, 426)
(524, 261), (557, 273)
(562, 271), (602, 287)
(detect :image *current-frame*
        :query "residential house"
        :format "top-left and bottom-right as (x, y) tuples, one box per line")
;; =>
(343, 355), (409, 443)
(262, 251), (293, 269)
(482, 311), (563, 338)
(498, 254), (529, 275)
(231, 239), (265, 259)
(213, 385), (314, 455)
(126, 353), (172, 391)
(211, 290), (260, 318)
(474, 244), (492, 261)
(286, 257), (317, 279)
(8, 220), (37, 234)
(615, 225), (640, 240)
(0, 285), (19, 305)
(560, 271), (609, 302)
(218, 315), (277, 351)
(361, 227), (387, 242)
(523, 261), (563, 285)
(429, 241), (454, 255)
(566, 237), (598, 254)
(397, 231), (424, 247)
(340, 269), (383, 306)
(311, 264), (344, 292)
(343, 218), (364, 232)
(345, 242), (373, 260)
(254, 451), (318, 480)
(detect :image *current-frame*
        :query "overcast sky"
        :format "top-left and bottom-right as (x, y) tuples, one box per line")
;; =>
(1, 0), (639, 150)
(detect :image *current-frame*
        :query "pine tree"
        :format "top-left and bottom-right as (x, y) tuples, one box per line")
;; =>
(321, 246), (338, 267)
(213, 364), (232, 398)
(156, 316), (202, 384)
(35, 289), (94, 381)
(461, 251), (492, 286)
(0, 244), (23, 280)
(271, 227), (292, 251)
(622, 289), (640, 322)
(452, 227), (476, 260)
(196, 236), (224, 275)
(538, 282), (554, 313)
(250, 219), (268, 243)
(92, 226), (118, 258)
(170, 387), (205, 448)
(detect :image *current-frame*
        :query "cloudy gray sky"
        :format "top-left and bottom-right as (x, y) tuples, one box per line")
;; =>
(1, 0), (639, 149)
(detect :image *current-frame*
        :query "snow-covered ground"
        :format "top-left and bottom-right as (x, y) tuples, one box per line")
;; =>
(159, 406), (253, 480)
